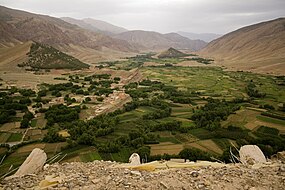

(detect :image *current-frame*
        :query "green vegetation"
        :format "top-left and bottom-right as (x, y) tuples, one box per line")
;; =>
(1, 54), (285, 174)
(18, 42), (90, 70)
(158, 47), (187, 59)
(7, 133), (23, 142)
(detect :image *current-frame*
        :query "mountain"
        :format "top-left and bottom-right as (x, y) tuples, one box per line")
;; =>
(61, 17), (128, 35)
(114, 30), (207, 51)
(158, 47), (187, 58)
(83, 18), (128, 34)
(19, 42), (90, 70)
(60, 17), (101, 33)
(200, 18), (285, 74)
(0, 6), (135, 53)
(177, 31), (221, 42)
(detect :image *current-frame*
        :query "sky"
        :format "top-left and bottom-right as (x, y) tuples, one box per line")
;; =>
(0, 0), (284, 34)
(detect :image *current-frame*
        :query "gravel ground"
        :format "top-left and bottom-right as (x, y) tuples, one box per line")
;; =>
(1, 160), (285, 190)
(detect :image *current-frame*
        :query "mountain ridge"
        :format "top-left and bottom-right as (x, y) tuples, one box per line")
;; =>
(61, 17), (128, 35)
(177, 31), (222, 42)
(200, 17), (285, 74)
(114, 30), (207, 51)
(0, 6), (136, 53)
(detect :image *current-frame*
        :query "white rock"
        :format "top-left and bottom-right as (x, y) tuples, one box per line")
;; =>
(130, 170), (142, 176)
(13, 148), (47, 177)
(239, 145), (266, 165)
(129, 153), (141, 166)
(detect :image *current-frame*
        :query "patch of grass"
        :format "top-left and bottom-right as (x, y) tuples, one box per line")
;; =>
(212, 138), (231, 150)
(80, 152), (102, 162)
(189, 128), (214, 139)
(0, 133), (11, 143)
(159, 136), (181, 144)
(256, 115), (285, 126)
(7, 133), (22, 142)
(110, 148), (131, 162)
(30, 119), (37, 128)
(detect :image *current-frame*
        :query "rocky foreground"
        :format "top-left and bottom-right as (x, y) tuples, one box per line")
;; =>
(1, 160), (285, 190)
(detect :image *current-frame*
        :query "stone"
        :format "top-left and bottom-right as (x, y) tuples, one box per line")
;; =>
(10, 148), (47, 178)
(160, 181), (169, 189)
(190, 171), (199, 177)
(130, 170), (142, 176)
(38, 175), (63, 189)
(239, 145), (266, 165)
(129, 153), (141, 166)
(276, 151), (285, 162)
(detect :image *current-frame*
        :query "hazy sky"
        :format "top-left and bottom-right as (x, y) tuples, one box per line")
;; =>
(0, 0), (284, 34)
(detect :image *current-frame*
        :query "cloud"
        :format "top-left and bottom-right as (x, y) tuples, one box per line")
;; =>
(0, 0), (284, 34)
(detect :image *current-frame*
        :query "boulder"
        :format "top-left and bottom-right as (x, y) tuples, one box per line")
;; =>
(129, 153), (141, 166)
(276, 151), (285, 162)
(14, 148), (47, 177)
(239, 145), (266, 165)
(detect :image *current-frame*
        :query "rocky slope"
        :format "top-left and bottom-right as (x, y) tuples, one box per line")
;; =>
(0, 6), (135, 52)
(1, 160), (284, 190)
(200, 18), (285, 74)
(114, 30), (207, 51)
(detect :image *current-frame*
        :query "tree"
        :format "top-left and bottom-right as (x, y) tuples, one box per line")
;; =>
(20, 118), (30, 128)
(43, 128), (65, 143)
(137, 146), (151, 163)
(179, 148), (212, 161)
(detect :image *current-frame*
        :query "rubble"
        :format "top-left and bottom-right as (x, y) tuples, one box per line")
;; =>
(1, 159), (284, 190)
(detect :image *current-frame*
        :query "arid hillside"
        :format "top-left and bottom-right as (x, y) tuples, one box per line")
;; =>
(200, 18), (285, 75)
(0, 6), (136, 52)
(114, 30), (207, 51)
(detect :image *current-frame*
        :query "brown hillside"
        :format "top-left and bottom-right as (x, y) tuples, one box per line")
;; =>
(200, 18), (285, 75)
(0, 6), (136, 53)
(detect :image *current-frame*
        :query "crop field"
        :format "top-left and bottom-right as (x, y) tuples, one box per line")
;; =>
(24, 129), (46, 141)
(150, 142), (184, 156)
(7, 133), (22, 142)
(1, 52), (285, 176)
(0, 122), (21, 131)
(0, 132), (11, 143)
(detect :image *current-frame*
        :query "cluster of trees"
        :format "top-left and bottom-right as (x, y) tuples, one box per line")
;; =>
(125, 79), (198, 105)
(191, 98), (240, 131)
(44, 104), (80, 126)
(43, 127), (65, 143)
(20, 42), (90, 70)
(246, 81), (266, 98)
(66, 115), (119, 145)
(188, 57), (214, 64)
(0, 91), (30, 124)
(20, 111), (34, 128)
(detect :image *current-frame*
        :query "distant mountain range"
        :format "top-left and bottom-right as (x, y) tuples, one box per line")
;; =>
(200, 18), (285, 74)
(177, 32), (222, 42)
(61, 17), (128, 35)
(0, 5), (284, 74)
(61, 18), (207, 52)
(114, 30), (207, 51)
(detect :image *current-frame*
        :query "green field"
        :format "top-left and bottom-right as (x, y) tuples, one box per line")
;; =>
(7, 133), (22, 142)
(1, 59), (285, 176)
